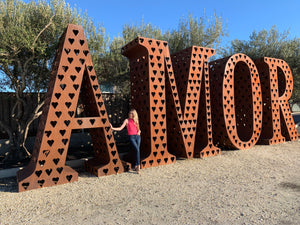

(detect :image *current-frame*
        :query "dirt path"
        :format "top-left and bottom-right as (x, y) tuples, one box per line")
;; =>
(0, 140), (299, 225)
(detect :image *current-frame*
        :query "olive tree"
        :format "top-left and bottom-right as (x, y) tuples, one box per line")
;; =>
(96, 13), (227, 94)
(223, 26), (300, 104)
(0, 0), (107, 163)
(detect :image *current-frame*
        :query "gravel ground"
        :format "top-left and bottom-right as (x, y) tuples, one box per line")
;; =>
(0, 140), (299, 225)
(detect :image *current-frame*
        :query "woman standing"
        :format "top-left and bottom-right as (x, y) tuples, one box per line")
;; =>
(110, 109), (141, 173)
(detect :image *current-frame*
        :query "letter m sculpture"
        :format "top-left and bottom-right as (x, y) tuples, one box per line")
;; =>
(122, 37), (220, 169)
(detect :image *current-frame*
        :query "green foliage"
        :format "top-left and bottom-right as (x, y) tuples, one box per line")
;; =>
(95, 20), (165, 94)
(0, 0), (227, 162)
(164, 12), (226, 54)
(223, 26), (300, 103)
(0, 0), (108, 162)
(0, 0), (107, 93)
(96, 13), (227, 94)
(1, 0), (71, 91)
(94, 36), (129, 94)
(0, 2), (227, 94)
(122, 19), (164, 44)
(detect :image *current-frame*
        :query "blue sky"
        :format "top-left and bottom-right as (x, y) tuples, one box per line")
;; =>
(65, 0), (300, 48)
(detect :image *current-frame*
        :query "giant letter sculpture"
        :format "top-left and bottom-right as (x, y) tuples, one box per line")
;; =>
(14, 27), (299, 192)
(255, 57), (299, 144)
(122, 38), (176, 168)
(167, 46), (221, 158)
(209, 54), (263, 149)
(17, 24), (125, 192)
(122, 37), (220, 166)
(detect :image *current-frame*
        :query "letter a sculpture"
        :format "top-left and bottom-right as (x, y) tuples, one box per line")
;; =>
(17, 24), (125, 192)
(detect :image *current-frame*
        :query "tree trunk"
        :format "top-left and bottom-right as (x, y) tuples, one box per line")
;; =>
(0, 99), (44, 166)
(2, 131), (28, 166)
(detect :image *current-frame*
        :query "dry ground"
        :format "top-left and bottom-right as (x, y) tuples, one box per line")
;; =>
(0, 140), (299, 225)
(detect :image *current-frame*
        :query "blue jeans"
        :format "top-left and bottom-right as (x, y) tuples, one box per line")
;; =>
(129, 135), (141, 166)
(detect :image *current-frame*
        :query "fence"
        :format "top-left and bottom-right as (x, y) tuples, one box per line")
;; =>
(0, 92), (130, 142)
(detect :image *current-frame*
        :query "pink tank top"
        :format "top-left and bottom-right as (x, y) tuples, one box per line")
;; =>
(127, 118), (139, 135)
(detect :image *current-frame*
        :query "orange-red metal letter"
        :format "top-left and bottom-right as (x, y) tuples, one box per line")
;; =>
(122, 37), (220, 167)
(255, 57), (299, 144)
(17, 24), (124, 192)
(209, 54), (263, 149)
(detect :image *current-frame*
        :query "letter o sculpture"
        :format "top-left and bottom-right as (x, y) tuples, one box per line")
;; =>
(210, 53), (263, 149)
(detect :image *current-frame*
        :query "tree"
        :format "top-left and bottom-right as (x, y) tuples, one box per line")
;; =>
(163, 12), (227, 55)
(93, 37), (129, 93)
(0, 0), (108, 163)
(0, 1), (227, 164)
(223, 26), (300, 104)
(95, 20), (164, 94)
(96, 13), (227, 94)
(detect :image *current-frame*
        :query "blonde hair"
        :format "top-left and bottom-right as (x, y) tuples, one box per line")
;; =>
(130, 109), (140, 131)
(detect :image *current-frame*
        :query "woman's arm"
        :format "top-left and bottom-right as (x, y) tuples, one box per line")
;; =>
(110, 119), (128, 131)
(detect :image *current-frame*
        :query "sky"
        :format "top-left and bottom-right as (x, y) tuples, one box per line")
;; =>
(64, 0), (300, 48)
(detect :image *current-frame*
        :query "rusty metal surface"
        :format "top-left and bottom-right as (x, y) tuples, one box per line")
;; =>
(255, 57), (299, 144)
(14, 27), (299, 192)
(17, 24), (125, 192)
(166, 46), (221, 158)
(122, 37), (176, 169)
(209, 54), (263, 149)
(122, 37), (220, 165)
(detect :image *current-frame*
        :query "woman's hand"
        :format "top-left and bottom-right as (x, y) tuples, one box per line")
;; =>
(109, 119), (128, 132)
